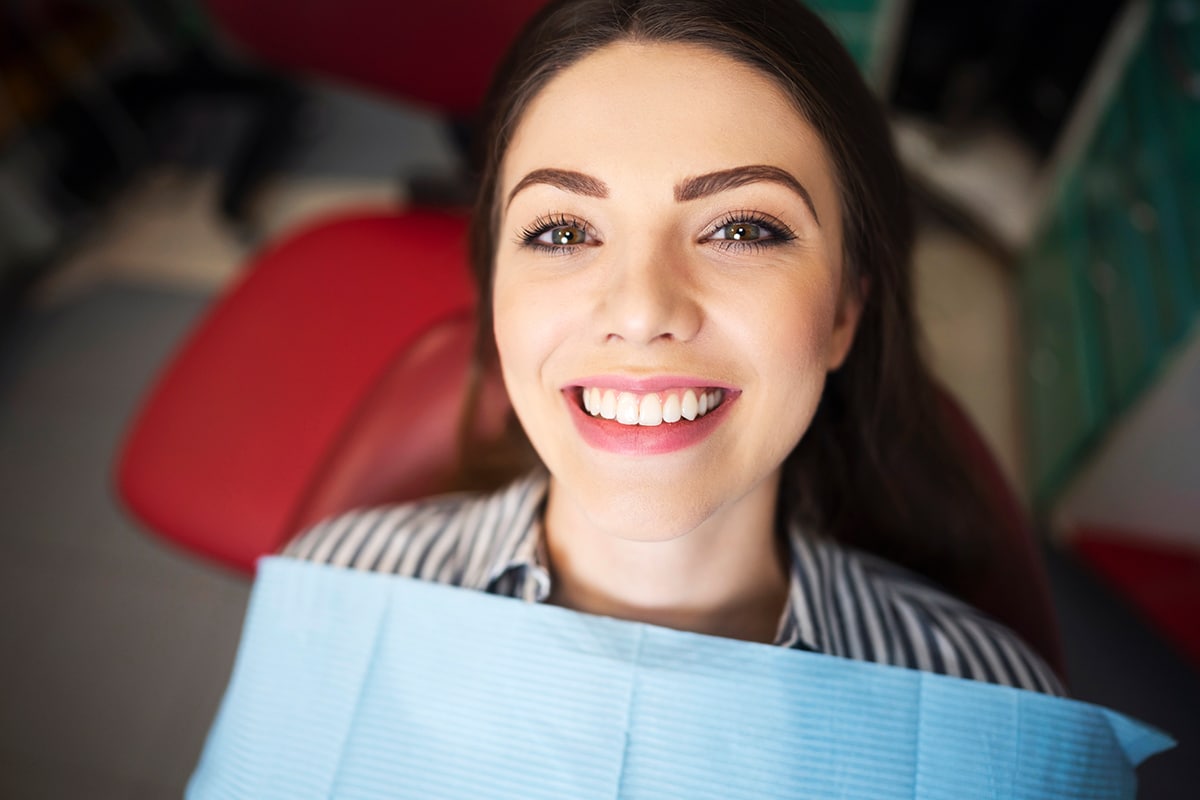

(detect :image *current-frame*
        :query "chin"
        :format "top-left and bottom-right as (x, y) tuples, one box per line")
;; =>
(568, 475), (728, 543)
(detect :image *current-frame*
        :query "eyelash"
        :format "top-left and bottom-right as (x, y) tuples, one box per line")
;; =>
(515, 209), (798, 255)
(705, 210), (797, 253)
(517, 213), (595, 256)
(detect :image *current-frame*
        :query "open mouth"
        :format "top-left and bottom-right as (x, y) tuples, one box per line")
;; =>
(574, 386), (727, 426)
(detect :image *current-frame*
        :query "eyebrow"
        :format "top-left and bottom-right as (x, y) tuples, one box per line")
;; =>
(505, 168), (610, 209)
(675, 165), (820, 226)
(505, 163), (820, 226)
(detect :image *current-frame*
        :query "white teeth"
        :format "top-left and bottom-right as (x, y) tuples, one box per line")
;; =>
(638, 394), (663, 426)
(662, 393), (682, 423)
(600, 390), (617, 420)
(681, 390), (698, 421)
(580, 385), (725, 426)
(616, 392), (640, 425)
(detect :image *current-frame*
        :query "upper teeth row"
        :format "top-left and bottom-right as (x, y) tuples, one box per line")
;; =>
(581, 388), (725, 426)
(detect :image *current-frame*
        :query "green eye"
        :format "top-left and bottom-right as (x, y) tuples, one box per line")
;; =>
(705, 213), (795, 250)
(543, 225), (587, 245)
(721, 223), (762, 241)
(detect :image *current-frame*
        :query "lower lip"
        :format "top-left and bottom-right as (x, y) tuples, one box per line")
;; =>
(565, 391), (735, 455)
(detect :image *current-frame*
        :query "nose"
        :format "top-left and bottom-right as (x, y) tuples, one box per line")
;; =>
(595, 243), (702, 345)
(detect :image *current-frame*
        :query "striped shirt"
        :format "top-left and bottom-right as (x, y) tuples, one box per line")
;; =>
(283, 471), (1066, 696)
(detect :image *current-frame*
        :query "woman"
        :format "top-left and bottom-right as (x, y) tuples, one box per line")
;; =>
(285, 0), (1064, 696)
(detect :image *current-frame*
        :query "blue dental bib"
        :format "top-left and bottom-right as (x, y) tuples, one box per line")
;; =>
(189, 558), (1172, 799)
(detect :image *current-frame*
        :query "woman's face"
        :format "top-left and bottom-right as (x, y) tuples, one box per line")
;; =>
(492, 42), (859, 540)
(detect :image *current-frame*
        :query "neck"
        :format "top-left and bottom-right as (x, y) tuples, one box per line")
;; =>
(542, 475), (789, 644)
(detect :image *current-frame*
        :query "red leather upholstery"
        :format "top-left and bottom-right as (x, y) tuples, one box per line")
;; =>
(1073, 529), (1200, 671)
(117, 210), (484, 572)
(204, 0), (548, 115)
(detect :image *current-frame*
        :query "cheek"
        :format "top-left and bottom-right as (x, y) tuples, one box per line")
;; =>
(491, 270), (568, 406)
(742, 278), (841, 452)
(491, 279), (518, 359)
(492, 280), (533, 395)
(743, 276), (840, 374)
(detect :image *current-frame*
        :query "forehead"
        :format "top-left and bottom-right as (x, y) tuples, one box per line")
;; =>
(501, 41), (839, 212)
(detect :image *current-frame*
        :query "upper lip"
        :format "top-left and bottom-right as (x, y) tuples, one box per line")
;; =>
(564, 374), (738, 393)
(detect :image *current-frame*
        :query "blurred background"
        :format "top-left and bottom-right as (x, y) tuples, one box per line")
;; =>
(1, 0), (1197, 796)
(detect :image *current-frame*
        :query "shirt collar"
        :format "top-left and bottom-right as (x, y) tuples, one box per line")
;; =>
(479, 471), (552, 602)
(777, 516), (827, 652)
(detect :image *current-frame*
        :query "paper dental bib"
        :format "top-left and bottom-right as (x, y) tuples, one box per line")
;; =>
(189, 558), (1171, 799)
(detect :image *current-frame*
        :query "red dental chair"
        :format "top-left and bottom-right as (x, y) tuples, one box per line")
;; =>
(115, 209), (499, 571)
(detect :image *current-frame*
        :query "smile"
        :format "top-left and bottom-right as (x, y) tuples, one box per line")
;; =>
(578, 387), (726, 426)
(564, 380), (737, 456)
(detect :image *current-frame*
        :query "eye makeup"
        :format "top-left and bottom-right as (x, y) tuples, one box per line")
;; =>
(513, 206), (800, 258)
(517, 213), (598, 256)
(703, 209), (798, 253)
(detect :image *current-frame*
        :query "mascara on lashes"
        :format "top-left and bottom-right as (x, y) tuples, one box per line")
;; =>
(516, 209), (799, 254)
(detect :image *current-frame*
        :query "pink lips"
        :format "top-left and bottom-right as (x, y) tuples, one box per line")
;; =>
(564, 379), (737, 455)
(568, 375), (736, 393)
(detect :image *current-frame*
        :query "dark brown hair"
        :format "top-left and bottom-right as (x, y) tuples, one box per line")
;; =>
(463, 0), (995, 594)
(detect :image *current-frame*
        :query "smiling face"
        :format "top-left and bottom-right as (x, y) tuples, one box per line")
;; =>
(492, 41), (860, 542)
